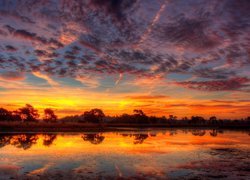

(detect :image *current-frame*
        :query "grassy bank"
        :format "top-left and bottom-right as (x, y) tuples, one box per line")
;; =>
(0, 122), (249, 132)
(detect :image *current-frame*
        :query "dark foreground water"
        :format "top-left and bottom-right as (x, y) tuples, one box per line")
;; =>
(0, 129), (249, 180)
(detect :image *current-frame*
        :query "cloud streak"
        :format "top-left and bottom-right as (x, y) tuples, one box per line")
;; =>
(175, 77), (250, 91)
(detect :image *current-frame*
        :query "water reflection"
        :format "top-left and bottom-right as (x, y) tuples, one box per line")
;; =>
(11, 134), (38, 150)
(0, 129), (249, 179)
(0, 134), (11, 148)
(0, 134), (38, 150)
(43, 134), (57, 147)
(209, 129), (224, 137)
(0, 129), (248, 149)
(191, 129), (206, 136)
(120, 134), (149, 144)
(82, 133), (105, 145)
(133, 134), (149, 144)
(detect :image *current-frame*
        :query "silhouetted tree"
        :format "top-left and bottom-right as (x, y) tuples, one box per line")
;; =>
(115, 113), (132, 123)
(83, 108), (105, 123)
(246, 117), (250, 126)
(43, 108), (57, 123)
(189, 116), (205, 125)
(133, 109), (149, 124)
(60, 115), (84, 123)
(169, 115), (177, 121)
(182, 117), (189, 121)
(17, 104), (39, 122)
(11, 111), (22, 121)
(209, 116), (218, 125)
(0, 108), (12, 121)
(133, 109), (145, 116)
(82, 134), (105, 144)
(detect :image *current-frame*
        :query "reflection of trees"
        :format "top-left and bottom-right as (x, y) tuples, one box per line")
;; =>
(10, 134), (39, 150)
(149, 133), (156, 137)
(209, 129), (223, 137)
(169, 130), (177, 136)
(82, 134), (105, 145)
(43, 134), (57, 146)
(210, 129), (218, 137)
(120, 133), (149, 144)
(0, 134), (57, 149)
(133, 134), (148, 144)
(191, 130), (206, 136)
(0, 134), (12, 148)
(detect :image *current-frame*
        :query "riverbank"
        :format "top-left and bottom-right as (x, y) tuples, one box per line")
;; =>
(0, 122), (249, 132)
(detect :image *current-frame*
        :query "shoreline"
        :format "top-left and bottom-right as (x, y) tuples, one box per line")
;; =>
(0, 122), (249, 132)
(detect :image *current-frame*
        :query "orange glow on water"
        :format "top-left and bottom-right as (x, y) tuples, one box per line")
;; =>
(0, 130), (249, 179)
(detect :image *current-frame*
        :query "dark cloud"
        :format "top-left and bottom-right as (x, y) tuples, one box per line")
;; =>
(0, 0), (249, 92)
(34, 50), (48, 57)
(157, 16), (220, 51)
(5, 45), (17, 51)
(14, 29), (38, 40)
(176, 77), (250, 91)
(91, 0), (137, 20)
(223, 0), (250, 38)
(64, 54), (76, 60)
(13, 29), (63, 47)
(193, 68), (235, 79)
(3, 25), (63, 48)
(3, 25), (15, 33)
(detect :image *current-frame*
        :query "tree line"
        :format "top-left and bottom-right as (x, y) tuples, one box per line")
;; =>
(0, 104), (250, 126)
(0, 104), (57, 122)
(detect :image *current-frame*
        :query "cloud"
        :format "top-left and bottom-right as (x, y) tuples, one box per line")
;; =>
(157, 15), (220, 51)
(127, 95), (168, 100)
(4, 25), (63, 48)
(211, 99), (250, 103)
(175, 77), (250, 91)
(32, 72), (59, 87)
(5, 45), (17, 52)
(91, 0), (137, 20)
(0, 0), (249, 93)
(193, 68), (236, 80)
(0, 71), (25, 81)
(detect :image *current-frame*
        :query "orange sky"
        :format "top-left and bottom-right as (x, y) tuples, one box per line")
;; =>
(0, 76), (249, 119)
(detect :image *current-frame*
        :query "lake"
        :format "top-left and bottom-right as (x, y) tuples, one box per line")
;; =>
(0, 129), (249, 179)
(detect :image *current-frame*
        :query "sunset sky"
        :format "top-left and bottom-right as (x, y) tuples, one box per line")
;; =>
(0, 0), (249, 119)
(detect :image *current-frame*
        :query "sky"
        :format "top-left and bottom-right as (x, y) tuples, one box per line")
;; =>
(0, 0), (249, 119)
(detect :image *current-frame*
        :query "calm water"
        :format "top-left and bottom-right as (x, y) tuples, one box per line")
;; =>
(0, 129), (249, 179)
